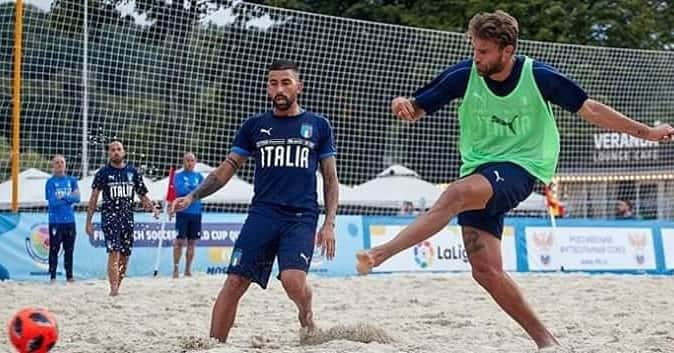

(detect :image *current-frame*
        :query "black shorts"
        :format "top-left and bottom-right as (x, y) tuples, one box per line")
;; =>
(103, 226), (134, 256)
(458, 162), (535, 239)
(175, 213), (202, 240)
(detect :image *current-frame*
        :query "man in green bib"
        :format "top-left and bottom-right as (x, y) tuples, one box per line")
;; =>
(356, 10), (673, 350)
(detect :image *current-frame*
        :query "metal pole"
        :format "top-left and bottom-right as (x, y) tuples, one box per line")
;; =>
(82, 0), (89, 176)
(11, 0), (24, 212)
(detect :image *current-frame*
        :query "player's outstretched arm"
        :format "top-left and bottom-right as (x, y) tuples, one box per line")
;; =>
(85, 189), (100, 236)
(318, 156), (338, 259)
(171, 153), (247, 213)
(578, 99), (674, 141)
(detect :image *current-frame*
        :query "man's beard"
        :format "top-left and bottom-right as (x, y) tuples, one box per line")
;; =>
(273, 94), (294, 111)
(477, 58), (505, 77)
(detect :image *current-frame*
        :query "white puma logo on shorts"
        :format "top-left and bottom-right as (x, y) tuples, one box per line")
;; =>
(260, 128), (272, 136)
(299, 252), (310, 265)
(494, 170), (505, 182)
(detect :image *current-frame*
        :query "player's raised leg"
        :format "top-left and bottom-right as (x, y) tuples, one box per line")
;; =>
(357, 174), (492, 273)
(462, 225), (558, 348)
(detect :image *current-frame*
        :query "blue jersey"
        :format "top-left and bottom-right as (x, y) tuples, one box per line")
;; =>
(45, 175), (80, 224)
(174, 170), (204, 214)
(92, 163), (148, 228)
(231, 110), (336, 214)
(414, 56), (588, 115)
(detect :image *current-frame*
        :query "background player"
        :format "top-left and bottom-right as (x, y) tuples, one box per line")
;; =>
(356, 10), (674, 350)
(45, 154), (80, 283)
(172, 152), (204, 278)
(172, 60), (339, 342)
(85, 140), (160, 296)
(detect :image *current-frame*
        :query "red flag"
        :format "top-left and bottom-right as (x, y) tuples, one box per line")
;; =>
(165, 167), (177, 202)
(544, 185), (565, 217)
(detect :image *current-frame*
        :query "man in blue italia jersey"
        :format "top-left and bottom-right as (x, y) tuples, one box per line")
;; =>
(45, 154), (80, 283)
(86, 140), (160, 296)
(172, 152), (204, 278)
(172, 60), (339, 342)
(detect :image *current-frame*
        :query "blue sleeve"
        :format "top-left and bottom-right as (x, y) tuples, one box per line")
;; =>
(174, 173), (190, 197)
(533, 62), (588, 113)
(45, 179), (67, 207)
(92, 170), (104, 190)
(413, 59), (472, 115)
(65, 177), (80, 204)
(318, 117), (337, 160)
(231, 117), (255, 157)
(133, 169), (149, 196)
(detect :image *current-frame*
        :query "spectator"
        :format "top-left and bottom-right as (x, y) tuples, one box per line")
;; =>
(615, 199), (638, 220)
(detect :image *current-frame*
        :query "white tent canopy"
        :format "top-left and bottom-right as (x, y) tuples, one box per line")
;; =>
(345, 165), (442, 208)
(0, 168), (51, 208)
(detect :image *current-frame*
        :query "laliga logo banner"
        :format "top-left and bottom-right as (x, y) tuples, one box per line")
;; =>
(368, 223), (517, 272)
(526, 227), (656, 271)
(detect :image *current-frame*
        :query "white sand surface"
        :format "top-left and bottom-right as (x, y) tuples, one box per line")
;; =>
(2, 273), (673, 353)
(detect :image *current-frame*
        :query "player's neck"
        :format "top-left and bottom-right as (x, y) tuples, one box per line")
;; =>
(273, 104), (303, 117)
(488, 56), (516, 82)
(110, 161), (126, 169)
(53, 171), (65, 177)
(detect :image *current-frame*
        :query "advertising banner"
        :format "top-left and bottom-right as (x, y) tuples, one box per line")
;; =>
(525, 227), (656, 271)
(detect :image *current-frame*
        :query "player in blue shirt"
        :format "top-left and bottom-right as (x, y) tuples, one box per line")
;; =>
(45, 154), (80, 283)
(85, 140), (159, 296)
(172, 152), (205, 278)
(172, 60), (339, 342)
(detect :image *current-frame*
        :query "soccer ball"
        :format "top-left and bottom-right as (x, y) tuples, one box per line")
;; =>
(7, 307), (58, 353)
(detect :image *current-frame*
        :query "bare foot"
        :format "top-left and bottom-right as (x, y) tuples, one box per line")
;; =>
(66, 278), (75, 283)
(49, 279), (56, 284)
(298, 311), (315, 331)
(184, 271), (192, 277)
(173, 270), (179, 279)
(356, 251), (375, 275)
(109, 288), (119, 297)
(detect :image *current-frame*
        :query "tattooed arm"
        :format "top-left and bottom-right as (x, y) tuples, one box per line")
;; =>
(171, 153), (247, 212)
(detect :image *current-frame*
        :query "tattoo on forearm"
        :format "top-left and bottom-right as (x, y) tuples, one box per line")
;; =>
(225, 156), (240, 170)
(462, 229), (485, 256)
(190, 174), (226, 201)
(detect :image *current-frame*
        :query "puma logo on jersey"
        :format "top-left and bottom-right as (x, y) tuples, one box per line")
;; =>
(494, 170), (505, 183)
(491, 115), (520, 135)
(260, 128), (272, 136)
(299, 252), (310, 265)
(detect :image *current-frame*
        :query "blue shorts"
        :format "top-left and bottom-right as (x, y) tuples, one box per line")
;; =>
(227, 207), (318, 289)
(103, 225), (134, 256)
(175, 213), (202, 240)
(458, 162), (535, 239)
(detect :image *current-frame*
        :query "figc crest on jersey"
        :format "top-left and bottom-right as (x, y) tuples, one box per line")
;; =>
(300, 124), (313, 138)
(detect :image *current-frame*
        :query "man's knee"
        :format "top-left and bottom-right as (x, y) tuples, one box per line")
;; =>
(471, 261), (502, 289)
(280, 271), (307, 300)
(223, 275), (250, 297)
(174, 239), (185, 247)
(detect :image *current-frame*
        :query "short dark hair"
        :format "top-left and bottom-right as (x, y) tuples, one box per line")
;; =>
(467, 10), (519, 49)
(107, 138), (123, 150)
(268, 60), (300, 74)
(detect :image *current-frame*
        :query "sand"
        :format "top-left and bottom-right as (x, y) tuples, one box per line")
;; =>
(2, 273), (673, 353)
